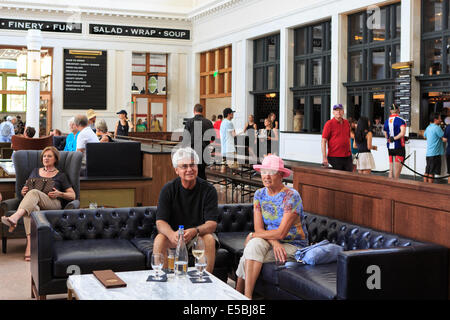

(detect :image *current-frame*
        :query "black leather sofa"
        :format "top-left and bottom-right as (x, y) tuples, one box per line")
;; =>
(31, 204), (448, 300)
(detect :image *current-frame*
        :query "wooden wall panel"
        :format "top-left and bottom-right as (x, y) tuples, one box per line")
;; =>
(394, 203), (450, 248)
(293, 165), (449, 248)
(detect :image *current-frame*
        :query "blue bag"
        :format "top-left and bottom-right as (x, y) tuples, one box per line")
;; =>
(294, 240), (343, 265)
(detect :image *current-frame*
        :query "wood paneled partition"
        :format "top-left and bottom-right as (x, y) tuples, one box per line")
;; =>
(293, 166), (450, 248)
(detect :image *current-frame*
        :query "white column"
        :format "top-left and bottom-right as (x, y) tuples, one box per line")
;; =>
(279, 27), (294, 132)
(231, 40), (253, 131)
(25, 29), (42, 137)
(402, 0), (421, 133)
(331, 14), (347, 115)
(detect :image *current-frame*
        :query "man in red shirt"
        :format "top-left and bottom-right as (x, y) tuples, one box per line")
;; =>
(321, 104), (352, 172)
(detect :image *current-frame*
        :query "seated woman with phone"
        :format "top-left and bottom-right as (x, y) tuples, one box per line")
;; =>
(1, 146), (75, 261)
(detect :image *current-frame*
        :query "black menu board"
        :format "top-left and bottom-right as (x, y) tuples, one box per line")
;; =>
(393, 66), (411, 126)
(63, 49), (107, 110)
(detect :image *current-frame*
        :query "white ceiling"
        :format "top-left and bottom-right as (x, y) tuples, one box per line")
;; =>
(0, 0), (221, 14)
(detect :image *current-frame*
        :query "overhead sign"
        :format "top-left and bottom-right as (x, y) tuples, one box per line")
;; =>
(89, 23), (190, 40)
(0, 18), (82, 33)
(63, 49), (107, 110)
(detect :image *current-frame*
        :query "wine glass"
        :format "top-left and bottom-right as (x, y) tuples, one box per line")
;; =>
(151, 253), (164, 280)
(195, 255), (207, 282)
(192, 237), (205, 277)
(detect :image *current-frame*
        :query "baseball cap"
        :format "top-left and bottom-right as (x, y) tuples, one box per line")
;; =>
(117, 109), (128, 116)
(223, 108), (236, 117)
(333, 104), (343, 110)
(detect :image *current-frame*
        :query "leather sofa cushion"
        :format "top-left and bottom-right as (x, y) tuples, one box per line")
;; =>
(259, 262), (282, 286)
(278, 263), (337, 300)
(217, 232), (248, 256)
(131, 238), (154, 268)
(53, 239), (145, 278)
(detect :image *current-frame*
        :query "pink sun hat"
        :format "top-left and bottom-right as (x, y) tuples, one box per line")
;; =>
(253, 155), (292, 178)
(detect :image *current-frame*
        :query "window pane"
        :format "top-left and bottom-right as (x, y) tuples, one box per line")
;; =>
(7, 94), (26, 112)
(396, 4), (401, 39)
(295, 28), (307, 56)
(447, 38), (450, 73)
(294, 97), (306, 132)
(7, 76), (26, 91)
(371, 48), (386, 80)
(312, 58), (322, 85)
(255, 67), (264, 90)
(267, 65), (277, 90)
(0, 59), (17, 69)
(296, 61), (306, 86)
(132, 53), (146, 72)
(267, 37), (277, 61)
(149, 54), (167, 73)
(371, 7), (387, 42)
(349, 13), (364, 45)
(372, 92), (385, 123)
(312, 25), (323, 53)
(255, 39), (264, 63)
(423, 38), (442, 75)
(350, 51), (363, 81)
(423, 0), (444, 33)
(312, 96), (322, 132)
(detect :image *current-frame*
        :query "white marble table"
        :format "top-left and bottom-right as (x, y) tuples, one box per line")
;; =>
(67, 268), (248, 300)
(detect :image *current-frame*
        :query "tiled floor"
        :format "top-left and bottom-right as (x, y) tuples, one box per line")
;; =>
(0, 238), (237, 300)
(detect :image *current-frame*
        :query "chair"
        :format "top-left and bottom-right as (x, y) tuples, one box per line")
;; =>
(11, 135), (53, 151)
(0, 150), (82, 253)
(53, 136), (66, 151)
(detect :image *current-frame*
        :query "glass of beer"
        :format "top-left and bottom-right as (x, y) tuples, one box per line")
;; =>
(167, 248), (175, 272)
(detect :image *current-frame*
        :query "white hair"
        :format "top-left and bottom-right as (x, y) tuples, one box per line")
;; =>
(67, 117), (75, 127)
(171, 147), (199, 168)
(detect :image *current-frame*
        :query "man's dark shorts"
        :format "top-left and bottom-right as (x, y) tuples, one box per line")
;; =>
(447, 155), (450, 175)
(327, 156), (353, 172)
(425, 155), (442, 175)
(388, 147), (406, 163)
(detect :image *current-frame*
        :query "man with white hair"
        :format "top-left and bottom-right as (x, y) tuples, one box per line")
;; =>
(153, 147), (219, 273)
(0, 116), (16, 142)
(64, 117), (80, 152)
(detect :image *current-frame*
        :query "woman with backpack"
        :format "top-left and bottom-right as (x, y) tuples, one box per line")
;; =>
(354, 117), (377, 174)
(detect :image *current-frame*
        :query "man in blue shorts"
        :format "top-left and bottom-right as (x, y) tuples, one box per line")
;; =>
(383, 104), (407, 179)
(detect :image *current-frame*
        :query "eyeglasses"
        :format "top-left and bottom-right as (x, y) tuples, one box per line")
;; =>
(178, 163), (197, 170)
(260, 169), (278, 176)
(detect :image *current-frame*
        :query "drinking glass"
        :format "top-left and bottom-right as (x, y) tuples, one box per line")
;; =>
(151, 253), (164, 280)
(195, 255), (207, 282)
(192, 237), (205, 277)
(167, 248), (176, 272)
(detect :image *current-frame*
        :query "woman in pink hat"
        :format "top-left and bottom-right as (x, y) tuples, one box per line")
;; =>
(235, 155), (308, 299)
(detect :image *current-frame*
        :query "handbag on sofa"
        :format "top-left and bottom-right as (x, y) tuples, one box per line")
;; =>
(25, 178), (55, 195)
(294, 240), (343, 265)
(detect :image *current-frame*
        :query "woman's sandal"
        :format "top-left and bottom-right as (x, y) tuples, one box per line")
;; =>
(1, 216), (17, 233)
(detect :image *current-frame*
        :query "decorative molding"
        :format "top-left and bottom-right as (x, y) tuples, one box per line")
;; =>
(188, 0), (246, 21)
(0, 0), (248, 23)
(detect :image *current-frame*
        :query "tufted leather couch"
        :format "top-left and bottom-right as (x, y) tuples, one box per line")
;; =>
(30, 206), (234, 299)
(216, 204), (449, 300)
(30, 204), (448, 300)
